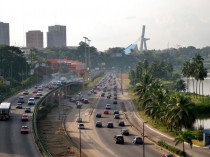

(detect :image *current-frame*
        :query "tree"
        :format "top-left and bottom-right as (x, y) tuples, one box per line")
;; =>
(174, 130), (194, 157)
(167, 93), (196, 130)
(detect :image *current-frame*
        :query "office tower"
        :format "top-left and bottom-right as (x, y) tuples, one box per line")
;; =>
(26, 30), (43, 49)
(47, 25), (66, 47)
(0, 21), (10, 45)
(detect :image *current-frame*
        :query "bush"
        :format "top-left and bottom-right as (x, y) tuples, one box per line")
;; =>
(157, 140), (184, 156)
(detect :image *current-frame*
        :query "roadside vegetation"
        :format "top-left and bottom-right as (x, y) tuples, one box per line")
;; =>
(128, 54), (208, 156)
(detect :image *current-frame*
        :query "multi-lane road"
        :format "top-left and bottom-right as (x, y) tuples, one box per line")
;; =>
(0, 88), (41, 157)
(66, 74), (164, 157)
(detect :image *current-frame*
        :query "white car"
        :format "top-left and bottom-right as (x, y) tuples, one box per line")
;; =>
(105, 104), (111, 110)
(28, 98), (35, 105)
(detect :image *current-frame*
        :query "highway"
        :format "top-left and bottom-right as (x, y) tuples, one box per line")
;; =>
(0, 88), (43, 157)
(66, 74), (164, 157)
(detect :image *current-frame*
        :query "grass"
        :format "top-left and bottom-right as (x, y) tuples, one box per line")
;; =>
(192, 140), (204, 146)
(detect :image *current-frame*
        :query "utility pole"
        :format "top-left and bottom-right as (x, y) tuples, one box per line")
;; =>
(87, 39), (91, 69)
(143, 121), (148, 157)
(83, 37), (88, 67)
(121, 69), (123, 95)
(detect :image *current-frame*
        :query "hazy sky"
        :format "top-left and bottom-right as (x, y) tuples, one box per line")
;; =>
(1, 0), (210, 51)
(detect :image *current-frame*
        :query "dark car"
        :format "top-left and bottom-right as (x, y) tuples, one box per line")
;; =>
(162, 154), (174, 157)
(119, 120), (125, 126)
(83, 99), (89, 104)
(133, 136), (143, 144)
(107, 122), (114, 128)
(96, 113), (102, 118)
(101, 93), (105, 97)
(95, 121), (102, 127)
(121, 128), (129, 136)
(114, 114), (120, 119)
(114, 135), (124, 144)
(25, 107), (31, 113)
(113, 100), (117, 104)
(113, 110), (119, 114)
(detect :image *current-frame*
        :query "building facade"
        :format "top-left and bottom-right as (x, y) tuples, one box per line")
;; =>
(0, 21), (10, 45)
(47, 25), (66, 48)
(26, 30), (43, 49)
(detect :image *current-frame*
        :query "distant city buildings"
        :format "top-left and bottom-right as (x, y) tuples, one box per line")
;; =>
(47, 25), (66, 48)
(0, 21), (10, 45)
(26, 30), (43, 49)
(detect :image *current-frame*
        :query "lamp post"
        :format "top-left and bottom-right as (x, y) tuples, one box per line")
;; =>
(83, 37), (88, 67)
(87, 39), (91, 69)
(79, 105), (81, 157)
(143, 121), (147, 157)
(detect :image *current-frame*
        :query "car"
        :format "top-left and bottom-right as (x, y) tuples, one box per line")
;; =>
(28, 98), (35, 105)
(114, 114), (120, 119)
(20, 126), (29, 134)
(114, 135), (124, 144)
(101, 93), (105, 97)
(105, 104), (111, 110)
(107, 122), (114, 128)
(16, 103), (22, 109)
(113, 100), (118, 104)
(161, 155), (174, 157)
(32, 90), (37, 94)
(18, 96), (25, 103)
(133, 136), (143, 144)
(25, 107), (31, 113)
(107, 95), (111, 99)
(121, 128), (129, 136)
(21, 114), (29, 121)
(103, 110), (109, 114)
(95, 121), (102, 127)
(113, 110), (119, 114)
(96, 113), (102, 118)
(119, 120), (125, 126)
(83, 99), (88, 104)
(23, 90), (29, 95)
(34, 94), (40, 99)
(37, 87), (43, 91)
(78, 123), (84, 129)
(114, 96), (117, 100)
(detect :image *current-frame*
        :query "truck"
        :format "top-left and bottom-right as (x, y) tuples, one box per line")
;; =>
(0, 102), (11, 120)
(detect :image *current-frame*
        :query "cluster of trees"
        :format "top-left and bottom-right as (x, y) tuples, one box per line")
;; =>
(129, 55), (209, 155)
(130, 59), (197, 131)
(182, 54), (207, 96)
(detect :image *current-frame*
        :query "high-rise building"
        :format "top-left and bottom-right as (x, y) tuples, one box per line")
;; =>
(26, 30), (43, 49)
(47, 25), (66, 48)
(0, 21), (10, 45)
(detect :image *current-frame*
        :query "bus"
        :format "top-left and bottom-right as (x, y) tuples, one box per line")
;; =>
(0, 102), (11, 120)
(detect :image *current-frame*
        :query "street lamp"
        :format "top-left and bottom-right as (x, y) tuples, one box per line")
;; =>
(143, 121), (148, 157)
(83, 37), (88, 67)
(87, 39), (91, 69)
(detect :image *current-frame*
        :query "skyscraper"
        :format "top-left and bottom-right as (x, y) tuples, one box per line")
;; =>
(26, 30), (43, 49)
(0, 21), (10, 45)
(47, 25), (66, 48)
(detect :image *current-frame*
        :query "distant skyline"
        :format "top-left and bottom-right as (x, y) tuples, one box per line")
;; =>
(1, 0), (210, 51)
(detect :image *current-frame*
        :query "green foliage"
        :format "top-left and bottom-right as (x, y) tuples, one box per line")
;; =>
(157, 140), (184, 156)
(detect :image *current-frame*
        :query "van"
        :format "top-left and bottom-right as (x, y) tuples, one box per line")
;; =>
(18, 96), (25, 103)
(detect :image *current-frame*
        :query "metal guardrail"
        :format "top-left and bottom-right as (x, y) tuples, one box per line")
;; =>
(32, 82), (83, 157)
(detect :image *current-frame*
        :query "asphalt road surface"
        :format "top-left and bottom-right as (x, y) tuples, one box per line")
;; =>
(0, 88), (43, 157)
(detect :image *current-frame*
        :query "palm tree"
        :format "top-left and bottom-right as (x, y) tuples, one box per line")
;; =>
(166, 93), (197, 130)
(182, 61), (191, 93)
(174, 130), (194, 157)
